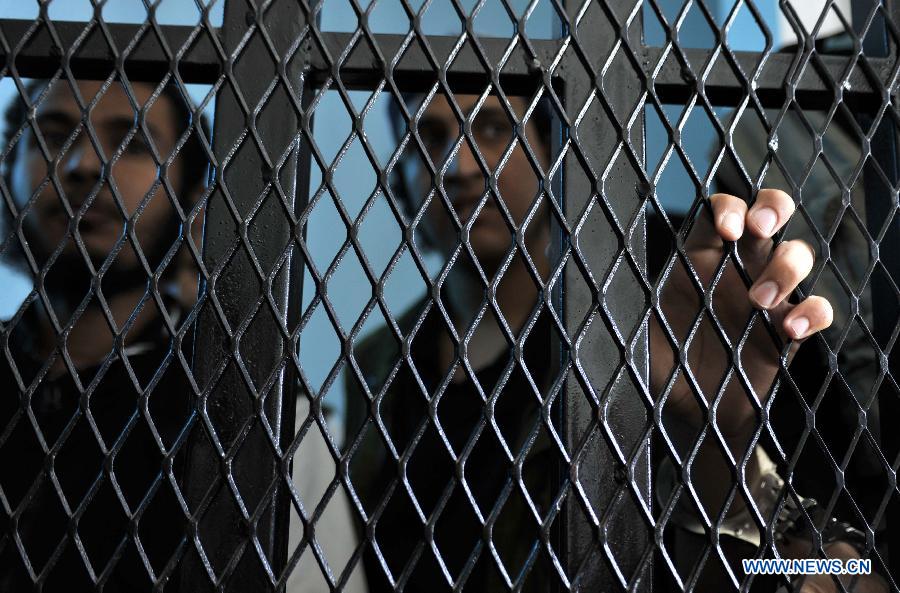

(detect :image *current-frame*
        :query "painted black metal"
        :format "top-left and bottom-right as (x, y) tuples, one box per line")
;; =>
(557, 1), (652, 590)
(0, 19), (221, 83)
(177, 1), (307, 590)
(2, 0), (900, 591)
(3, 18), (896, 108)
(859, 0), (900, 585)
(646, 45), (897, 110)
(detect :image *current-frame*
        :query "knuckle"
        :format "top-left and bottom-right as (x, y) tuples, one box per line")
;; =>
(711, 193), (743, 211)
(760, 187), (791, 203)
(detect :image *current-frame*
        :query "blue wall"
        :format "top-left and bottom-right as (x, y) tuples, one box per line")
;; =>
(644, 0), (776, 216)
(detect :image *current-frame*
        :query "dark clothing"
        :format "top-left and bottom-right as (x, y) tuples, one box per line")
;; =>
(647, 212), (888, 590)
(0, 304), (192, 592)
(711, 106), (889, 541)
(346, 300), (559, 592)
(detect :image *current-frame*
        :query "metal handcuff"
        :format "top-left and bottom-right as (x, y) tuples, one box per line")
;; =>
(772, 494), (870, 592)
(773, 494), (868, 554)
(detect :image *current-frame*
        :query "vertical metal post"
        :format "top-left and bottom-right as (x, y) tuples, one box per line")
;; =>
(562, 0), (651, 590)
(863, 0), (900, 583)
(180, 1), (306, 590)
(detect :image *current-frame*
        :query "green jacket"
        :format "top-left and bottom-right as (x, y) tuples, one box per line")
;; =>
(343, 298), (558, 592)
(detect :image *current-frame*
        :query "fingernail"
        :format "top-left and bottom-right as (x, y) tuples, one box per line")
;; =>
(721, 212), (743, 236)
(790, 316), (810, 339)
(751, 207), (778, 235)
(751, 280), (779, 309)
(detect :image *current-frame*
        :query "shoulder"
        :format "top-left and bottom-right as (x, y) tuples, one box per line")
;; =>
(349, 298), (430, 389)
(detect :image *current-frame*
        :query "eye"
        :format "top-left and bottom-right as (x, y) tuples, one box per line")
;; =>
(35, 127), (71, 155)
(474, 115), (512, 146)
(124, 134), (152, 157)
(418, 121), (449, 158)
(109, 127), (154, 159)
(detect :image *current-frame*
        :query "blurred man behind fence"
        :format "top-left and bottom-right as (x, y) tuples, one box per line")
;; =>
(0, 78), (206, 591)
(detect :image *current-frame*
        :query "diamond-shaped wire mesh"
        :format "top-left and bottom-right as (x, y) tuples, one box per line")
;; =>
(2, 0), (900, 591)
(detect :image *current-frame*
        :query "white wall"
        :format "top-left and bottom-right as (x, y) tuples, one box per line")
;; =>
(777, 0), (853, 47)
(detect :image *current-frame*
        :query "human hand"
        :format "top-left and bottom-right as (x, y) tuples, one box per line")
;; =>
(651, 189), (834, 440)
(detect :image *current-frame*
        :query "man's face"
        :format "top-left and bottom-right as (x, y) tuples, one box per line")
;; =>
(13, 80), (184, 274)
(413, 94), (550, 270)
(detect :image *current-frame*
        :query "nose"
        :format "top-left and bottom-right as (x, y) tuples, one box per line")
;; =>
(61, 138), (103, 186)
(444, 137), (484, 198)
(454, 137), (481, 178)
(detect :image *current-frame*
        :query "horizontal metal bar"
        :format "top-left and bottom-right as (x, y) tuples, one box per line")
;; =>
(645, 45), (895, 110)
(318, 37), (897, 109)
(0, 18), (562, 94)
(0, 19), (220, 83)
(305, 31), (561, 94)
(2, 17), (894, 108)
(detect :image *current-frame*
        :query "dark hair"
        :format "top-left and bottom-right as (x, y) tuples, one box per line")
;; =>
(2, 78), (211, 199)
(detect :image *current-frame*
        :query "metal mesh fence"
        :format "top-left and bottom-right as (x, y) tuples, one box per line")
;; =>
(1, 0), (899, 591)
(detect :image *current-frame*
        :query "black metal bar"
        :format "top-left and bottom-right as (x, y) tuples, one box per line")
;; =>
(305, 31), (562, 93)
(0, 19), (220, 83)
(561, 1), (651, 590)
(0, 18), (565, 89)
(863, 0), (900, 585)
(644, 45), (895, 110)
(274, 80), (314, 593)
(550, 100), (567, 593)
(1, 17), (895, 110)
(178, 0), (307, 590)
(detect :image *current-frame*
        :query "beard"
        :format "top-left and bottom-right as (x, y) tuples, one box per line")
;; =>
(21, 211), (183, 315)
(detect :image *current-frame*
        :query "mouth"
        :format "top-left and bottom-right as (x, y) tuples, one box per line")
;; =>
(455, 195), (493, 226)
(78, 205), (116, 222)
(46, 198), (119, 233)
